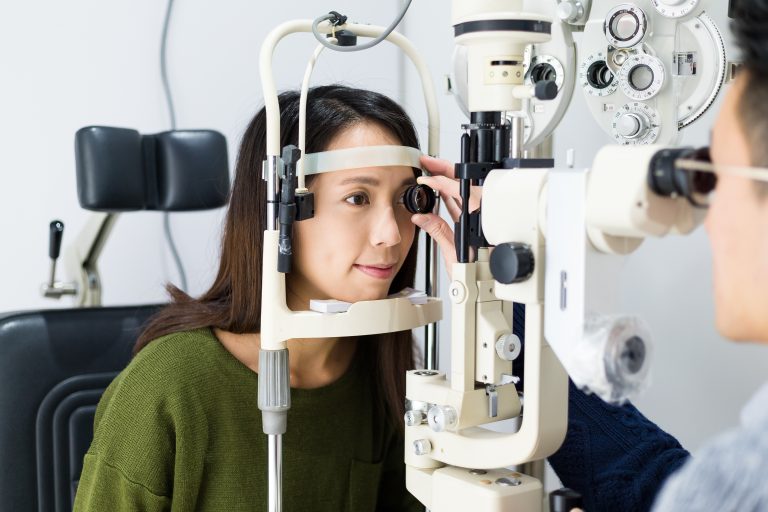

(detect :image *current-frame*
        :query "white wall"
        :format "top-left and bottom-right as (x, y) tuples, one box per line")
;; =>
(400, 0), (768, 456)
(0, 0), (403, 311)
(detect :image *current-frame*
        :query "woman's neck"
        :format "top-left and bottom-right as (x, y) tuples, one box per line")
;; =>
(214, 330), (357, 389)
(213, 288), (357, 389)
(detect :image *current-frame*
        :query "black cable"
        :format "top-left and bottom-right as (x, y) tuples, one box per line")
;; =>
(159, 0), (188, 292)
(311, 0), (412, 52)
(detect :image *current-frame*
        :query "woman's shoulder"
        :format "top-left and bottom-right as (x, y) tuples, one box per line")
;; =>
(95, 328), (225, 425)
(129, 327), (222, 381)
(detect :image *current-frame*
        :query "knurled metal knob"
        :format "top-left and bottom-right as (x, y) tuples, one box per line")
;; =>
(496, 333), (522, 361)
(404, 410), (425, 427)
(427, 405), (458, 432)
(413, 439), (432, 456)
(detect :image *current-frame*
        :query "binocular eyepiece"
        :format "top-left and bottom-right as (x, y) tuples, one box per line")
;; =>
(404, 183), (437, 214)
(648, 146), (717, 208)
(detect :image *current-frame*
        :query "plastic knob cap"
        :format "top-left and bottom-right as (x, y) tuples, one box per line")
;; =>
(496, 334), (522, 361)
(490, 243), (534, 284)
(535, 80), (558, 100)
(617, 113), (648, 139)
(49, 220), (64, 260)
(557, 1), (584, 22)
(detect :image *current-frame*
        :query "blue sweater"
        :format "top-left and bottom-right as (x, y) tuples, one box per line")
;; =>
(548, 381), (690, 512)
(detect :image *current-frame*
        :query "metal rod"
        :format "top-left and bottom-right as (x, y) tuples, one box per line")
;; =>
(48, 260), (57, 288)
(268, 434), (282, 512)
(266, 156), (280, 231)
(424, 205), (440, 370)
(510, 116), (525, 159)
(524, 133), (554, 159)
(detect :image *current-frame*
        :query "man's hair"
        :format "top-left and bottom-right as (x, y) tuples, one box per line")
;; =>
(731, 0), (768, 196)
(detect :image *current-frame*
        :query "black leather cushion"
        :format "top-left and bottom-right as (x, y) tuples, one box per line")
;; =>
(75, 126), (230, 212)
(75, 127), (144, 212)
(0, 305), (160, 512)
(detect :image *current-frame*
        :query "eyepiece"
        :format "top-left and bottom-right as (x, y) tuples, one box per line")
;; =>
(404, 184), (437, 214)
(648, 147), (716, 208)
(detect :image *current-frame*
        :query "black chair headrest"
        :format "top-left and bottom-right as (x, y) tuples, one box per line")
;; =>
(75, 126), (230, 212)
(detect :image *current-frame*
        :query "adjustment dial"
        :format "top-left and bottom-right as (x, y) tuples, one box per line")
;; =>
(611, 103), (661, 145)
(651, 0), (700, 18)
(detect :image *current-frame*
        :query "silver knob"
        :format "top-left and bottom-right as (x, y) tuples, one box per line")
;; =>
(557, 1), (584, 23)
(496, 333), (522, 361)
(413, 439), (432, 456)
(404, 410), (425, 427)
(427, 405), (458, 432)
(617, 113), (648, 139)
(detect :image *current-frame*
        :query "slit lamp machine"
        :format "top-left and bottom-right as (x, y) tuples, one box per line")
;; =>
(256, 1), (729, 511)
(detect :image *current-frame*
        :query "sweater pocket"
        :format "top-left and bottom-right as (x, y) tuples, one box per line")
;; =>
(346, 458), (383, 512)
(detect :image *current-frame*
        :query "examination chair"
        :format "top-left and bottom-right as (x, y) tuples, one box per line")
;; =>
(0, 126), (229, 512)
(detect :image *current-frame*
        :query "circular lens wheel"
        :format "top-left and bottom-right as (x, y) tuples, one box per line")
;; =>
(579, 52), (618, 97)
(618, 54), (666, 101)
(604, 4), (648, 49)
(525, 55), (565, 92)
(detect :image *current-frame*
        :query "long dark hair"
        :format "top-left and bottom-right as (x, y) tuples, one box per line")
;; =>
(135, 85), (421, 429)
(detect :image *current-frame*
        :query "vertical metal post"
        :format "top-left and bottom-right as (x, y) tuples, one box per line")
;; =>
(523, 133), (554, 159)
(510, 116), (525, 159)
(423, 196), (440, 370)
(268, 434), (282, 512)
(264, 155), (283, 512)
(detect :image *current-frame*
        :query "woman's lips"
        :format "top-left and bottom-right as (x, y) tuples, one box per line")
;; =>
(354, 264), (395, 279)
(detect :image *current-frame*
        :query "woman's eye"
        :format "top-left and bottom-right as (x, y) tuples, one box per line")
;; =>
(396, 192), (406, 205)
(344, 193), (369, 206)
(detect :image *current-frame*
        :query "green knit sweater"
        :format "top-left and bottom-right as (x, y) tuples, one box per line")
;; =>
(73, 328), (421, 512)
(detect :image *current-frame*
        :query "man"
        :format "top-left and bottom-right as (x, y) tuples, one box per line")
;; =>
(412, 0), (768, 509)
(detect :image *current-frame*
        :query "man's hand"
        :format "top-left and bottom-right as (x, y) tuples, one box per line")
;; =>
(411, 155), (483, 276)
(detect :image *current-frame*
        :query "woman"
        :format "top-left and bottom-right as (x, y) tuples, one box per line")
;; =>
(73, 85), (425, 511)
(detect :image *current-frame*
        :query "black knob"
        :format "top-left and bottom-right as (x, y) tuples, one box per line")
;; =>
(490, 243), (534, 284)
(534, 80), (558, 100)
(328, 29), (358, 47)
(49, 220), (64, 260)
(550, 488), (583, 512)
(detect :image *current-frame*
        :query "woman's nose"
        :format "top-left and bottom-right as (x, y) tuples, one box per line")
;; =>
(370, 206), (402, 247)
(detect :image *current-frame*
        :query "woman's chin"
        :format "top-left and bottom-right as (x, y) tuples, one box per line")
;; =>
(342, 290), (389, 303)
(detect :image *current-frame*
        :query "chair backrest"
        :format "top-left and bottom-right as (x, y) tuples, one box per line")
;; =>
(0, 305), (160, 512)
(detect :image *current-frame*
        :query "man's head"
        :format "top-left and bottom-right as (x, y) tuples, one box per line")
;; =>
(705, 0), (768, 341)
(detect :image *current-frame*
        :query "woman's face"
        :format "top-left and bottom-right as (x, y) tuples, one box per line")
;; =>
(288, 122), (417, 306)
